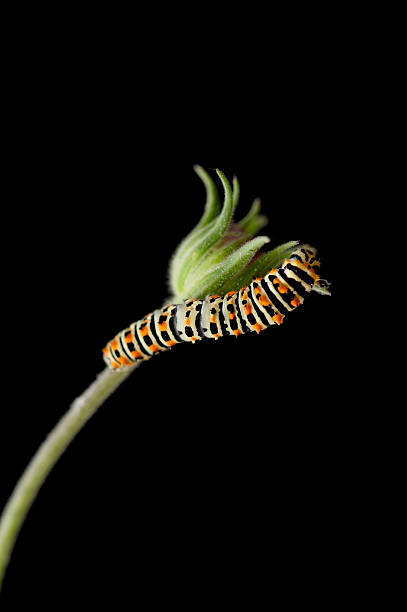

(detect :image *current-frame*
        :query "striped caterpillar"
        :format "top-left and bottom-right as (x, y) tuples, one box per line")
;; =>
(102, 246), (329, 370)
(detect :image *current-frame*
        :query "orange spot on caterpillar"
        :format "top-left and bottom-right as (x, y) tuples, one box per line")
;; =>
(229, 312), (235, 319)
(254, 287), (261, 295)
(110, 361), (119, 369)
(269, 269), (277, 274)
(149, 344), (159, 352)
(140, 327), (149, 336)
(226, 291), (236, 296)
(252, 323), (262, 333)
(233, 329), (241, 336)
(210, 315), (216, 323)
(131, 350), (143, 358)
(111, 340), (119, 351)
(209, 295), (220, 299)
(272, 314), (283, 325)
(291, 296), (300, 307)
(273, 278), (288, 293)
(185, 318), (191, 326)
(166, 340), (176, 346)
(118, 356), (131, 365)
(103, 347), (109, 356)
(158, 322), (167, 331)
(244, 304), (252, 315)
(259, 295), (269, 306)
(125, 333), (132, 342)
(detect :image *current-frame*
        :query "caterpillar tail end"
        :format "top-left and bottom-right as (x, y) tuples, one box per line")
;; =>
(102, 344), (120, 370)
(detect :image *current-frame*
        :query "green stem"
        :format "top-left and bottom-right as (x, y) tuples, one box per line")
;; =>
(0, 365), (137, 594)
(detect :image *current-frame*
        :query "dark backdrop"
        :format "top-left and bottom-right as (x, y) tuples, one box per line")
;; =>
(1, 43), (356, 607)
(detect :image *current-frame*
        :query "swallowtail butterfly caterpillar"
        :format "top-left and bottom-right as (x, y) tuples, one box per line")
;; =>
(102, 246), (329, 370)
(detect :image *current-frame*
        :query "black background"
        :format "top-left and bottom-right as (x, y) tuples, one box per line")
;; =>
(0, 22), (364, 608)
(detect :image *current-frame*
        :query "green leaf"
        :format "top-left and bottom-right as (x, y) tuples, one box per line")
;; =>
(193, 165), (221, 230)
(168, 166), (221, 292)
(167, 168), (323, 306)
(172, 170), (235, 295)
(232, 176), (240, 214)
(237, 198), (269, 235)
(185, 236), (270, 300)
(217, 241), (301, 294)
(192, 235), (248, 277)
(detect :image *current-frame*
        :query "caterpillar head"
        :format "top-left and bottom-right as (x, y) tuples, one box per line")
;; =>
(289, 245), (331, 295)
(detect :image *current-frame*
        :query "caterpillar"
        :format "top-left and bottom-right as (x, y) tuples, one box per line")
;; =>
(102, 246), (329, 370)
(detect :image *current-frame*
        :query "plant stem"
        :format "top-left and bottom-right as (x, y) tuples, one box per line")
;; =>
(0, 365), (137, 593)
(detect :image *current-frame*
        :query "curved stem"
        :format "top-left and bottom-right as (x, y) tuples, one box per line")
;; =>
(0, 365), (137, 594)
